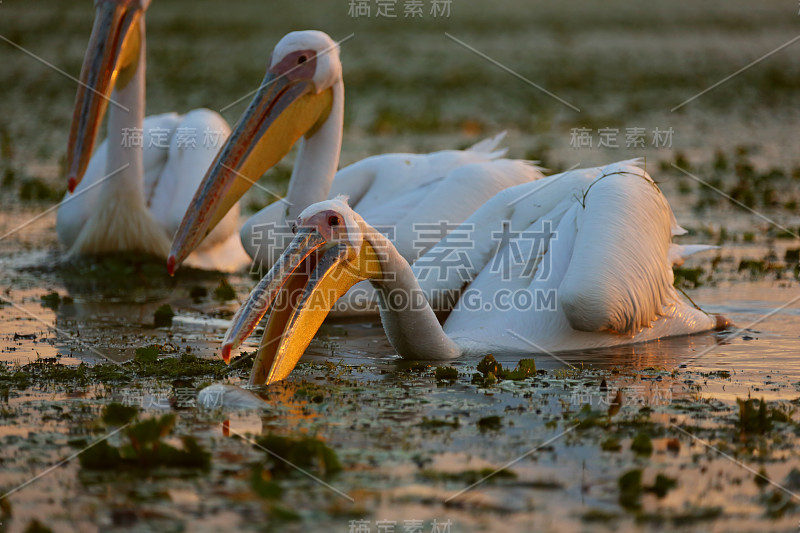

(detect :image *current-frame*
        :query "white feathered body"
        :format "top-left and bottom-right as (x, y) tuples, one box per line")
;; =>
(240, 133), (543, 270)
(56, 109), (246, 271)
(410, 160), (715, 355)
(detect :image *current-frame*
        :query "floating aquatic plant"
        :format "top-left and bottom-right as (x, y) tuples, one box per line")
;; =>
(80, 413), (211, 471)
(254, 433), (341, 477)
(434, 366), (458, 382)
(153, 303), (175, 327)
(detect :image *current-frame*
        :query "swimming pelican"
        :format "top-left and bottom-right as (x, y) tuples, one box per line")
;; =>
(166, 30), (541, 275)
(56, 0), (246, 271)
(219, 160), (728, 385)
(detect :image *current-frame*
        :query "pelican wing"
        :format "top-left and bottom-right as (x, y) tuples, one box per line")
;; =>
(411, 164), (598, 298)
(147, 110), (232, 240)
(426, 160), (715, 346)
(556, 162), (676, 334)
(331, 142), (541, 264)
(329, 132), (509, 209)
(141, 112), (182, 204)
(145, 109), (249, 272)
(55, 112), (180, 253)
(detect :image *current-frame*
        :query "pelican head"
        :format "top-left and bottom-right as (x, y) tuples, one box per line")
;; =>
(67, 0), (151, 193)
(167, 30), (341, 275)
(221, 198), (383, 385)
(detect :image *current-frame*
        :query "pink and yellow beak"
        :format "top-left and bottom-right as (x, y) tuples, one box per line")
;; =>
(221, 218), (381, 386)
(166, 61), (334, 275)
(67, 0), (144, 193)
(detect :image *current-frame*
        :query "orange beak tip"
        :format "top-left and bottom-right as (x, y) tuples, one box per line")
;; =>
(68, 176), (77, 194)
(166, 255), (177, 277)
(715, 314), (732, 331)
(221, 342), (232, 364)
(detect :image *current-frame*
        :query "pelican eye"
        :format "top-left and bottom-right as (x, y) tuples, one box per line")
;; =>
(297, 55), (307, 65)
(328, 215), (341, 227)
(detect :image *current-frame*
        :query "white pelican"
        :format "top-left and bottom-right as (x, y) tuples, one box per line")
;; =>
(166, 30), (542, 275)
(219, 160), (728, 385)
(56, 0), (245, 271)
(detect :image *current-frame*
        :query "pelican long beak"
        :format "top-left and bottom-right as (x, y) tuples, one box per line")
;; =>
(220, 228), (329, 363)
(222, 228), (381, 385)
(166, 70), (334, 275)
(67, 0), (144, 193)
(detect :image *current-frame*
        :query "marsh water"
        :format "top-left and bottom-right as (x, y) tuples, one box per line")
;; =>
(2, 0), (800, 532)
